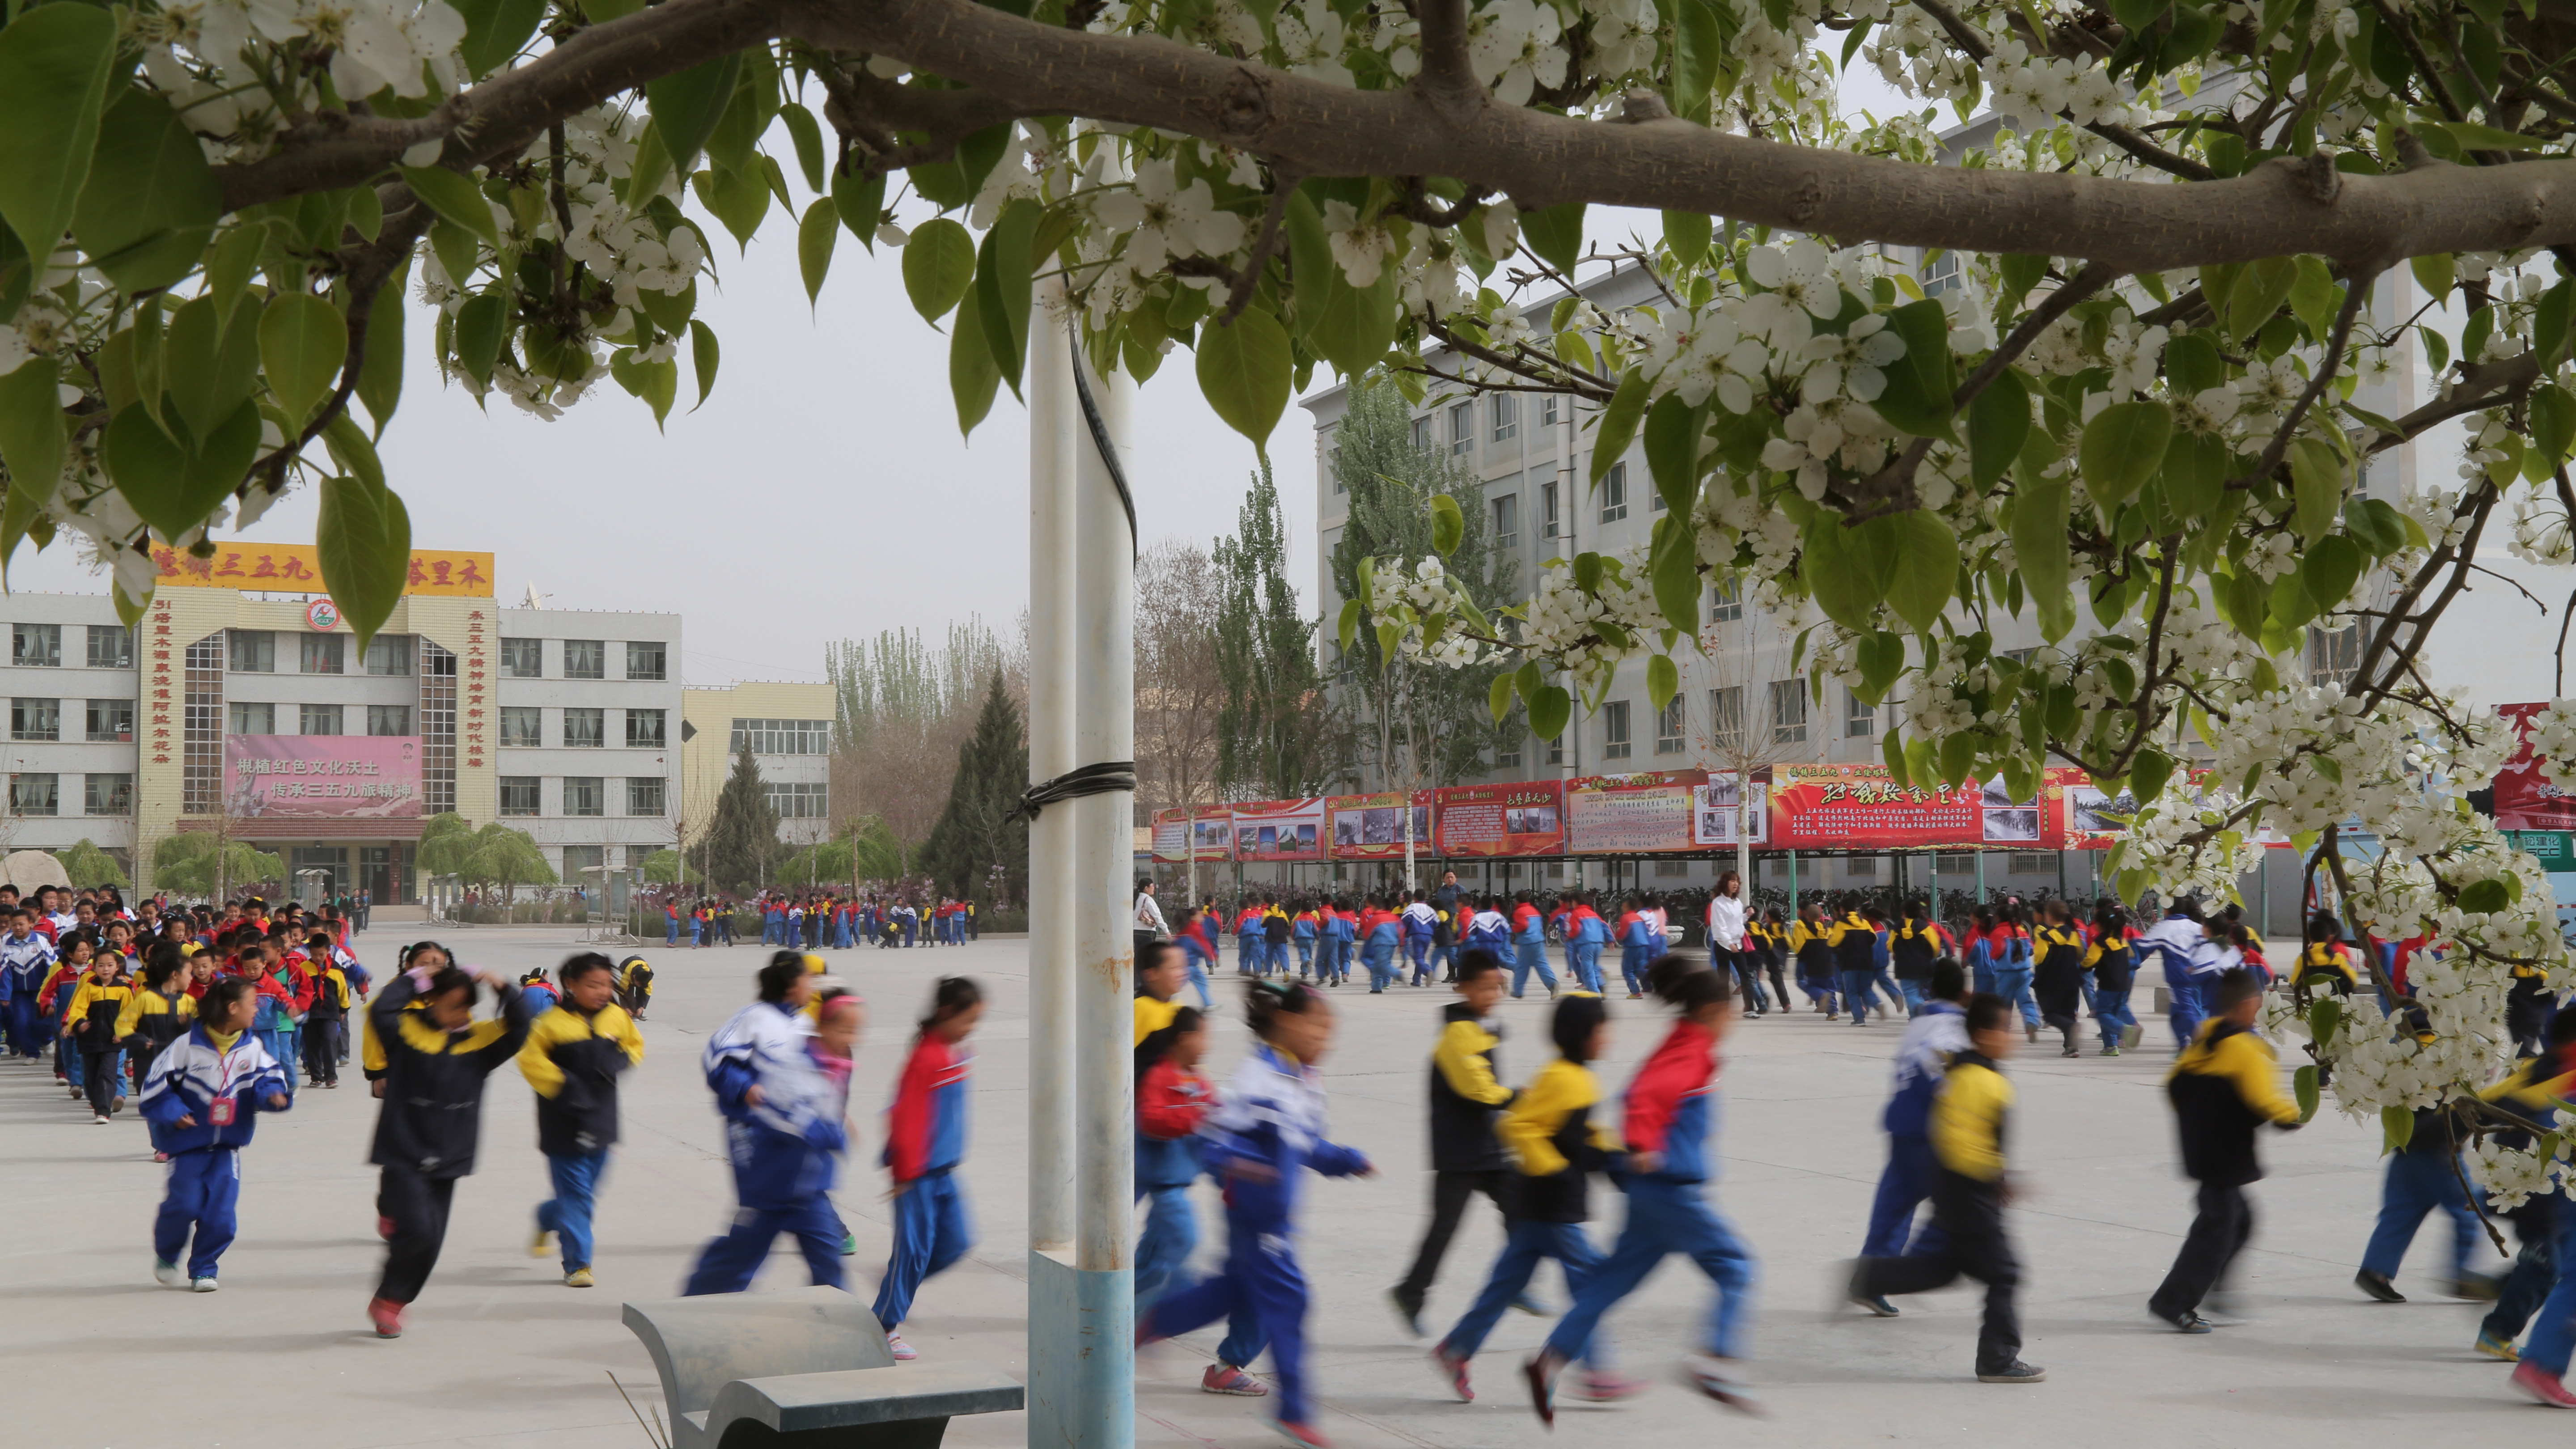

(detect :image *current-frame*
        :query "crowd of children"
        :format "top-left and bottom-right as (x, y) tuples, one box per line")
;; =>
(657, 892), (983, 950)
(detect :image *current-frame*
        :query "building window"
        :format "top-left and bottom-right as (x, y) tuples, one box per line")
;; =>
(299, 633), (345, 674)
(625, 708), (666, 748)
(227, 701), (275, 735)
(1492, 494), (1518, 551)
(627, 777), (665, 816)
(2309, 623), (2361, 687)
(1921, 249), (1961, 297)
(227, 630), (273, 673)
(9, 773), (57, 815)
(731, 717), (831, 755)
(626, 641), (667, 681)
(500, 707), (541, 748)
(1541, 394), (1561, 427)
(1600, 462), (1628, 522)
(1602, 699), (1632, 760)
(561, 843), (606, 877)
(499, 776), (540, 816)
(1846, 688), (1876, 738)
(1546, 735), (1564, 766)
(563, 708), (605, 748)
(1710, 578), (1742, 623)
(1769, 678), (1809, 744)
(1449, 401), (1473, 456)
(765, 782), (829, 818)
(9, 698), (58, 741)
(1490, 393), (1517, 442)
(419, 639), (456, 815)
(85, 625), (131, 669)
(563, 639), (606, 679)
(2008, 851), (2052, 875)
(1653, 860), (1690, 877)
(368, 704), (411, 736)
(364, 634), (412, 676)
(12, 623), (59, 668)
(1708, 686), (1743, 750)
(1496, 742), (1522, 768)
(1411, 414), (1435, 452)
(1656, 696), (1686, 754)
(84, 773), (131, 816)
(564, 776), (605, 816)
(299, 703), (343, 735)
(85, 699), (132, 743)
(500, 637), (542, 678)
(1936, 852), (1977, 874)
(184, 637), (224, 814)
(1847, 855), (1879, 877)
(1541, 481), (1559, 538)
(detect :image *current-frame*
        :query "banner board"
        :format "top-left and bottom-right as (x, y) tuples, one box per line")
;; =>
(1231, 798), (1326, 862)
(2496, 703), (2576, 832)
(1151, 809), (1191, 864)
(1326, 791), (1432, 860)
(1190, 805), (1234, 861)
(1691, 771), (1771, 846)
(1434, 780), (1567, 857)
(226, 735), (421, 819)
(1567, 771), (1705, 853)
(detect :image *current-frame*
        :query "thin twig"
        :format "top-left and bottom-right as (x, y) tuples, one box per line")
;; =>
(606, 1371), (671, 1449)
(1907, 0), (2216, 180)
(1220, 170), (1301, 324)
(2228, 267), (2381, 491)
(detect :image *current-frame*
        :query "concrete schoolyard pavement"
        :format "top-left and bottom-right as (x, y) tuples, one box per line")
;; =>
(0, 932), (2544, 1449)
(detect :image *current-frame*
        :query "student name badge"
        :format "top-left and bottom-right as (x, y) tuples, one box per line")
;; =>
(207, 1097), (238, 1126)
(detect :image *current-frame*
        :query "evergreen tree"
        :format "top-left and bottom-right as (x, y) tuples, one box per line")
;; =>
(705, 743), (780, 893)
(918, 675), (1030, 906)
(1328, 376), (1519, 790)
(1215, 458), (1335, 798)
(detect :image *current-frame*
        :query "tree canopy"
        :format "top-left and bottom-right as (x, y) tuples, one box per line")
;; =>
(704, 743), (782, 893)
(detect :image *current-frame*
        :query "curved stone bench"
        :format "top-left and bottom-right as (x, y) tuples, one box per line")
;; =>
(622, 1286), (1024, 1449)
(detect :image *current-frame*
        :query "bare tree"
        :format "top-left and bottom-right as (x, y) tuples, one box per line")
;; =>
(1692, 586), (1824, 894)
(1135, 539), (1226, 902)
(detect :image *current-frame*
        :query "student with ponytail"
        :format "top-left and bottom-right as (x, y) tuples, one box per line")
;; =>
(870, 976), (983, 1360)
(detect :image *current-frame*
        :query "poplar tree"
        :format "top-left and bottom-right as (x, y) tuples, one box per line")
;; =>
(705, 743), (780, 894)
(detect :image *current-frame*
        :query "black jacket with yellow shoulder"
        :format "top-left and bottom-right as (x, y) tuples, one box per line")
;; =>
(1429, 1002), (1511, 1172)
(368, 970), (534, 1178)
(2166, 1018), (2301, 1186)
(1889, 917), (1940, 979)
(518, 1000), (645, 1156)
(1499, 1057), (1618, 1222)
(1932, 1049), (2013, 1186)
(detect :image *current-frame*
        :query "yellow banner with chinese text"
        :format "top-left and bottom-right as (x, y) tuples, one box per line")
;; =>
(150, 543), (495, 597)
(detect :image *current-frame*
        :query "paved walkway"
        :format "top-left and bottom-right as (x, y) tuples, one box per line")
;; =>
(0, 931), (2544, 1448)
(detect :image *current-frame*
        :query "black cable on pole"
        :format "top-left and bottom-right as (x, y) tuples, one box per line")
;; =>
(1069, 331), (1138, 558)
(1012, 759), (1138, 823)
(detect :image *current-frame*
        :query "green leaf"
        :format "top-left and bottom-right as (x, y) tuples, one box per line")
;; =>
(975, 197), (1040, 399)
(1306, 253), (1399, 378)
(0, 358), (68, 555)
(453, 0), (547, 78)
(401, 166), (500, 249)
(778, 102), (827, 195)
(1885, 510), (1958, 632)
(2288, 255), (2339, 341)
(689, 319), (719, 410)
(321, 410), (384, 493)
(645, 51), (743, 178)
(356, 256), (409, 435)
(607, 345), (679, 429)
(73, 87), (222, 293)
(314, 472), (411, 652)
(2309, 996), (2343, 1048)
(1430, 494), (1464, 556)
(454, 291), (506, 390)
(1520, 203), (1584, 275)
(2534, 384), (2576, 470)
(2288, 436), (2345, 542)
(0, 3), (118, 264)
(832, 165), (887, 247)
(2460, 877), (2512, 913)
(2410, 251), (2456, 301)
(1642, 391), (1704, 518)
(2301, 533), (2364, 614)
(703, 47), (778, 180)
(1590, 370), (1649, 487)
(1856, 630), (1905, 699)
(104, 400), (260, 541)
(2342, 496), (2407, 558)
(693, 164), (770, 251)
(901, 217), (976, 323)
(949, 283), (1002, 436)
(2423, 119), (2554, 153)
(1664, 211), (1711, 269)
(797, 197), (836, 307)
(2381, 1105), (2415, 1154)
(1528, 685), (1572, 743)
(1649, 513), (1699, 636)
(1672, 0), (1722, 120)
(2225, 255), (2298, 339)
(2078, 400), (2174, 505)
(1871, 299), (1958, 439)
(258, 292), (348, 430)
(1337, 597), (1363, 651)
(2131, 747), (2175, 804)
(2161, 432), (2228, 521)
(162, 293), (261, 443)
(2294, 1065), (2319, 1123)
(1967, 368), (2030, 491)
(1804, 513), (1899, 631)
(1646, 653), (1680, 712)
(1882, 724), (1911, 786)
(1195, 304), (1292, 447)
(2164, 331), (2224, 394)
(1489, 669), (1517, 723)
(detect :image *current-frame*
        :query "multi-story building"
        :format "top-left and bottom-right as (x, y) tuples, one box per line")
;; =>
(0, 542), (696, 902)
(680, 681), (837, 850)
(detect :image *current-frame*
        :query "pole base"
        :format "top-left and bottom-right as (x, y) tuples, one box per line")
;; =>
(1026, 1249), (1133, 1449)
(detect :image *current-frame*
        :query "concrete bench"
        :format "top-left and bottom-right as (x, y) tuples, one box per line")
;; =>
(622, 1286), (1024, 1449)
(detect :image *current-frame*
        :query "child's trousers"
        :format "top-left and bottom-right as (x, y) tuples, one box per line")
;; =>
(1146, 1222), (1315, 1424)
(683, 1194), (846, 1296)
(872, 1170), (973, 1329)
(155, 1146), (241, 1280)
(1135, 1184), (1199, 1305)
(1544, 1176), (1756, 1363)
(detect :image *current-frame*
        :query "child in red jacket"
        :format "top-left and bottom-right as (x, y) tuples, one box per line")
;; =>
(1136, 1006), (1213, 1305)
(872, 977), (983, 1360)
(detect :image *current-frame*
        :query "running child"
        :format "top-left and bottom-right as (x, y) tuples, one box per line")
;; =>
(1136, 1004), (1213, 1306)
(686, 962), (860, 1297)
(520, 952), (645, 1288)
(872, 977), (983, 1360)
(62, 949), (136, 1123)
(2031, 900), (2089, 1058)
(2147, 967), (2304, 1332)
(1390, 949), (1513, 1337)
(1140, 980), (1373, 1449)
(2085, 905), (2141, 1055)
(140, 977), (292, 1291)
(1854, 957), (1971, 1296)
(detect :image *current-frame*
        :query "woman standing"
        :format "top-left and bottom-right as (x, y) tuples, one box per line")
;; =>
(1705, 874), (1756, 1014)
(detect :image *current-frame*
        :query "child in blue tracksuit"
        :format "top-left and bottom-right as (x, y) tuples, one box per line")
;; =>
(1616, 899), (1656, 998)
(1291, 907), (1318, 980)
(684, 960), (856, 1298)
(1856, 959), (1970, 1283)
(1529, 958), (1758, 1424)
(1141, 981), (1373, 1448)
(140, 978), (292, 1289)
(1362, 898), (1403, 992)
(1136, 1006), (1212, 1305)
(871, 977), (982, 1358)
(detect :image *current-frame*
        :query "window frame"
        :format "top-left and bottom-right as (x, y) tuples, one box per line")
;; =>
(1489, 392), (1517, 442)
(1602, 699), (1632, 760)
(85, 699), (133, 743)
(562, 707), (606, 749)
(562, 639), (607, 680)
(227, 630), (274, 674)
(1448, 400), (1473, 456)
(364, 634), (413, 676)
(625, 640), (667, 681)
(499, 637), (542, 678)
(1707, 686), (1744, 750)
(298, 702), (344, 736)
(1600, 461), (1629, 522)
(627, 776), (667, 817)
(367, 703), (412, 737)
(1768, 678), (1809, 744)
(563, 775), (606, 817)
(9, 697), (59, 741)
(8, 772), (57, 815)
(625, 708), (667, 749)
(1845, 687), (1876, 738)
(1655, 695), (1686, 754)
(499, 705), (542, 749)
(1491, 493), (1518, 551)
(11, 623), (59, 669)
(299, 632), (347, 675)
(85, 625), (132, 669)
(498, 775), (541, 816)
(84, 772), (132, 816)
(227, 701), (276, 735)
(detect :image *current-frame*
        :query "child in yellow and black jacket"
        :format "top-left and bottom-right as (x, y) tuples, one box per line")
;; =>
(62, 952), (137, 1122)
(2148, 967), (2302, 1332)
(1391, 950), (1513, 1334)
(1850, 991), (2043, 1383)
(1430, 991), (1630, 1403)
(2030, 902), (2090, 1058)
(518, 952), (644, 1288)
(301, 935), (350, 1089)
(1791, 906), (1841, 1017)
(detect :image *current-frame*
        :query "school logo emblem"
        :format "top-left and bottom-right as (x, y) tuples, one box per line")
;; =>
(306, 598), (340, 631)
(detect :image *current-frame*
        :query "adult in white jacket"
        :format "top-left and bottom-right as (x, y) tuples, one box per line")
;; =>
(1707, 871), (1758, 1010)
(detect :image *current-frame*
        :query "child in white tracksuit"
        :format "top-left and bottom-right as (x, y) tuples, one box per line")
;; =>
(140, 978), (292, 1289)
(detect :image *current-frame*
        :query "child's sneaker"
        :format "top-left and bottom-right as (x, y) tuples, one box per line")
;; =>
(1202, 1364), (1265, 1395)
(154, 1259), (183, 1287)
(368, 1297), (405, 1339)
(1387, 1288), (1424, 1338)
(153, 1151), (169, 1163)
(1679, 1353), (1761, 1413)
(2100, 1046), (2121, 1057)
(564, 1268), (594, 1288)
(191, 1276), (218, 1292)
(1269, 1422), (1331, 1448)
(1521, 1351), (1563, 1428)
(2512, 1361), (2576, 1406)
(885, 1332), (917, 1361)
(1977, 1360), (2046, 1383)
(840, 1233), (858, 1256)
(1430, 1346), (1472, 1401)
(2476, 1330), (2521, 1361)
(1570, 1371), (1649, 1401)
(377, 1216), (396, 1241)
(2122, 1024), (2144, 1049)
(529, 1227), (554, 1258)
(92, 1113), (107, 1124)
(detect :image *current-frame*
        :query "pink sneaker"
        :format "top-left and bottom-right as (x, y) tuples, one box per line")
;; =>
(1202, 1363), (1267, 1396)
(367, 1297), (404, 1339)
(2512, 1361), (2576, 1407)
(885, 1332), (917, 1361)
(1270, 1422), (1330, 1448)
(1570, 1371), (1650, 1401)
(1430, 1346), (1473, 1401)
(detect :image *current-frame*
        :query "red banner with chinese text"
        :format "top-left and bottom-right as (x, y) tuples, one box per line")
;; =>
(1434, 780), (1566, 857)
